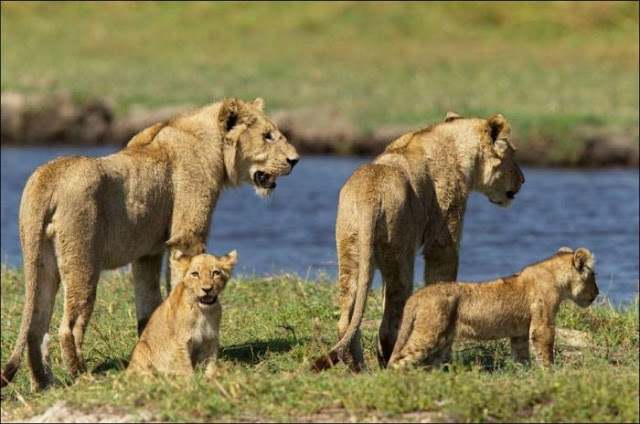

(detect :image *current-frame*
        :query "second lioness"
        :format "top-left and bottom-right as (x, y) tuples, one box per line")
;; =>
(128, 250), (237, 376)
(388, 247), (599, 369)
(314, 112), (525, 371)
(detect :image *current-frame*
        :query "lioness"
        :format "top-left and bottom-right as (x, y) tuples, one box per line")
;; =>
(128, 250), (236, 376)
(388, 247), (598, 369)
(313, 112), (525, 371)
(2, 97), (298, 391)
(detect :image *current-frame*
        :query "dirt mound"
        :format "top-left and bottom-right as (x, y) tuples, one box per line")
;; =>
(1, 91), (637, 167)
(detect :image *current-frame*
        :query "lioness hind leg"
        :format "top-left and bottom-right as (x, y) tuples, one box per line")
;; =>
(132, 252), (164, 335)
(58, 267), (100, 380)
(26, 244), (60, 390)
(336, 233), (365, 370)
(377, 254), (414, 367)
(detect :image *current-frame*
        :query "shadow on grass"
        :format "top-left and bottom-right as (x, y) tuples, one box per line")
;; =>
(222, 337), (306, 365)
(446, 345), (515, 373)
(92, 357), (129, 375)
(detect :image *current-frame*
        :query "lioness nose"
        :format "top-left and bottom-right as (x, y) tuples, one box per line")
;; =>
(287, 157), (299, 169)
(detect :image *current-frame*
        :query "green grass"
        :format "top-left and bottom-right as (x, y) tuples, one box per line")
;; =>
(1, 2), (638, 158)
(1, 267), (638, 422)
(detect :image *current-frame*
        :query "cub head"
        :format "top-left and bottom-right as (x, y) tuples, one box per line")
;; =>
(559, 247), (599, 307)
(170, 250), (238, 308)
(461, 113), (525, 208)
(218, 97), (300, 197)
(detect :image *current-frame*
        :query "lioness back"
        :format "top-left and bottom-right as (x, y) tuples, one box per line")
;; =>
(388, 247), (598, 369)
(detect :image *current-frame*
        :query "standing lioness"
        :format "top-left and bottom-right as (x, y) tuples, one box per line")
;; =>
(2, 97), (299, 391)
(314, 112), (525, 371)
(388, 248), (599, 369)
(128, 250), (236, 376)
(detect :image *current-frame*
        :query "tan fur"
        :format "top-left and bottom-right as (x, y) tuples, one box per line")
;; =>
(128, 250), (237, 376)
(1, 97), (298, 391)
(313, 113), (525, 371)
(388, 247), (598, 369)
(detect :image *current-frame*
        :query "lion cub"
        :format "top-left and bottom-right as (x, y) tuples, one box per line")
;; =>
(128, 250), (237, 376)
(388, 247), (598, 369)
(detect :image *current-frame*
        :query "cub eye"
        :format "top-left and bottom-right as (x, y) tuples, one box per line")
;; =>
(264, 132), (274, 142)
(212, 270), (221, 277)
(191, 271), (199, 278)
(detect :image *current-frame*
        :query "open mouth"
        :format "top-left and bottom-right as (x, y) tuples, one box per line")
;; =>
(199, 295), (218, 305)
(253, 171), (276, 189)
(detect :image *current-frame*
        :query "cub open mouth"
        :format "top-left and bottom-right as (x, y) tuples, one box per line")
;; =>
(253, 171), (276, 189)
(199, 295), (218, 305)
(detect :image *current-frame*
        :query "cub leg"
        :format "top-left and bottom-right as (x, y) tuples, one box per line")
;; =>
(510, 335), (530, 364)
(388, 321), (453, 369)
(377, 252), (414, 368)
(132, 252), (164, 335)
(529, 301), (556, 368)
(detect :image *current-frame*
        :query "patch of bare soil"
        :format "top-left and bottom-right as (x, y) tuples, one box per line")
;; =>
(6, 401), (155, 423)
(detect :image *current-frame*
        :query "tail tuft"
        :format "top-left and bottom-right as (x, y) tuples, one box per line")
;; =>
(311, 351), (341, 372)
(1, 358), (21, 388)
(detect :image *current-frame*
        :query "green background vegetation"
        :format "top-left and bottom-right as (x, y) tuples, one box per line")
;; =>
(1, 268), (638, 422)
(1, 1), (638, 157)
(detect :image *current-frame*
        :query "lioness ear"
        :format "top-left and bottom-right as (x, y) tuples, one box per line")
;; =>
(573, 248), (595, 272)
(218, 98), (241, 133)
(445, 111), (461, 122)
(488, 114), (511, 142)
(251, 97), (265, 111)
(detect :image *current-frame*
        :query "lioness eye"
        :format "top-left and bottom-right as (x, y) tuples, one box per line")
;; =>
(191, 271), (199, 278)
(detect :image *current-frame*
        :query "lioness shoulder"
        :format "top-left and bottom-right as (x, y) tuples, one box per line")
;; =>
(388, 247), (598, 369)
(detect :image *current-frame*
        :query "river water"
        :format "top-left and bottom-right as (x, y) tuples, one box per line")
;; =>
(1, 146), (638, 305)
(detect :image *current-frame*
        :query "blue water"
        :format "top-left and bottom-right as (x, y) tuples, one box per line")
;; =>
(1, 146), (638, 305)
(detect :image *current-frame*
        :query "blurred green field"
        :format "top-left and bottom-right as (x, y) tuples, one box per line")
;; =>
(1, 267), (638, 422)
(1, 1), (638, 153)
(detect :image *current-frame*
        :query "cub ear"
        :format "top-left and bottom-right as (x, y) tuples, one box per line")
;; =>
(170, 249), (192, 267)
(573, 248), (595, 272)
(251, 97), (265, 111)
(218, 98), (242, 133)
(444, 111), (461, 122)
(220, 249), (238, 272)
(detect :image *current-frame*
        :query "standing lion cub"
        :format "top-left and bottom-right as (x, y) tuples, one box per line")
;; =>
(388, 247), (598, 369)
(128, 250), (237, 376)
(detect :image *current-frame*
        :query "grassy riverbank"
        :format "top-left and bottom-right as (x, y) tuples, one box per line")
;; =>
(1, 2), (638, 164)
(1, 267), (638, 422)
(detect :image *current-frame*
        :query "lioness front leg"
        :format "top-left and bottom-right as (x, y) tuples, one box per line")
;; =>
(423, 244), (459, 286)
(510, 335), (530, 364)
(133, 252), (165, 335)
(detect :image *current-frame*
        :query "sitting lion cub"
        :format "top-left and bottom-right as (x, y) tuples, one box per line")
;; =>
(388, 247), (598, 369)
(128, 249), (237, 376)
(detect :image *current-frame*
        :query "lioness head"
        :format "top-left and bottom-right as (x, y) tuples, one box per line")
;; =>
(559, 247), (599, 307)
(170, 250), (238, 308)
(458, 113), (525, 208)
(218, 97), (299, 197)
